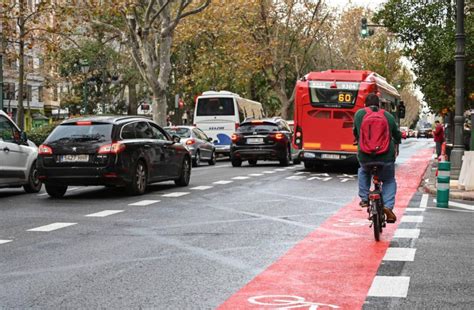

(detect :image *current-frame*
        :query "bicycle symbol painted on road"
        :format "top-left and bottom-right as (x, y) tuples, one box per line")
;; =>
(248, 295), (340, 309)
(332, 218), (369, 227)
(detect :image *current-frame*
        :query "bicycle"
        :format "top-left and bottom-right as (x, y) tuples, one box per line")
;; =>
(367, 165), (386, 241)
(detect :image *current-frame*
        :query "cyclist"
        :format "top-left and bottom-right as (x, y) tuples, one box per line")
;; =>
(353, 93), (401, 223)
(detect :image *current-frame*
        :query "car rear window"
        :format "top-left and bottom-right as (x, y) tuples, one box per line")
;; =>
(238, 123), (279, 133)
(196, 97), (235, 116)
(165, 127), (191, 138)
(46, 123), (113, 143)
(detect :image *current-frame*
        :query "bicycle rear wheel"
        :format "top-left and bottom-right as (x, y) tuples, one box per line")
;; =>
(373, 212), (381, 241)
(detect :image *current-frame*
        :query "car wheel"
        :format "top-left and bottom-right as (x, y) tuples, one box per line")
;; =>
(45, 184), (68, 198)
(279, 146), (291, 166)
(23, 161), (42, 193)
(127, 160), (147, 195)
(208, 151), (216, 166)
(175, 156), (191, 186)
(192, 150), (201, 167)
(248, 159), (257, 166)
(231, 158), (242, 167)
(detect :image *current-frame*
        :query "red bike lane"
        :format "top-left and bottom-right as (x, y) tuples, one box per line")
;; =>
(219, 149), (432, 310)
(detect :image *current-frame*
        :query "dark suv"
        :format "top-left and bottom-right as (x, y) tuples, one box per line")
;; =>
(230, 118), (292, 167)
(37, 116), (191, 197)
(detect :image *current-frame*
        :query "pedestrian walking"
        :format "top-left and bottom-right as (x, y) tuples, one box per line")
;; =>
(433, 120), (445, 157)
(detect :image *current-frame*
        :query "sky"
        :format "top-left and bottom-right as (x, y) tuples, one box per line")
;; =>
(328, 0), (388, 10)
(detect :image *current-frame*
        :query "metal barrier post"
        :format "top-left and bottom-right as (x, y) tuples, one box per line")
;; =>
(436, 161), (451, 208)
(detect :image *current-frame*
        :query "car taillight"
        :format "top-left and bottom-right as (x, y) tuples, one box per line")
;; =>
(235, 123), (240, 131)
(231, 134), (240, 142)
(186, 139), (196, 145)
(38, 144), (53, 155)
(275, 133), (284, 140)
(98, 142), (126, 154)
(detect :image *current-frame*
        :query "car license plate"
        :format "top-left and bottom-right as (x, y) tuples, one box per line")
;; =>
(321, 153), (340, 160)
(246, 138), (263, 144)
(61, 154), (89, 162)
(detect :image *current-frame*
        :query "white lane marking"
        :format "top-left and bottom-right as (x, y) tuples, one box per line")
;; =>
(405, 208), (425, 212)
(232, 176), (250, 180)
(433, 199), (474, 211)
(85, 210), (125, 217)
(311, 173), (330, 177)
(420, 194), (429, 208)
(286, 176), (306, 180)
(286, 166), (297, 169)
(162, 192), (190, 198)
(340, 178), (353, 183)
(400, 216), (424, 223)
(129, 200), (160, 206)
(213, 180), (233, 185)
(191, 186), (213, 190)
(248, 174), (263, 177)
(383, 248), (416, 262)
(27, 222), (77, 232)
(308, 176), (332, 181)
(37, 192), (49, 196)
(274, 168), (286, 171)
(262, 171), (276, 174)
(294, 172), (306, 175)
(368, 276), (410, 298)
(0, 240), (12, 245)
(394, 229), (420, 239)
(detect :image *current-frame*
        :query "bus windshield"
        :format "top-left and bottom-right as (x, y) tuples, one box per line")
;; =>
(309, 81), (359, 108)
(196, 97), (235, 116)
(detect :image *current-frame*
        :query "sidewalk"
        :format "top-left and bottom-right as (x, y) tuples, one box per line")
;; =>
(422, 159), (474, 201)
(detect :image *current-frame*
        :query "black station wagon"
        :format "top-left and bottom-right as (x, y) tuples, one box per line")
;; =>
(37, 116), (191, 197)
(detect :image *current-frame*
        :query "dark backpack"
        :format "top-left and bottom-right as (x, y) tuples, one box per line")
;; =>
(359, 107), (390, 155)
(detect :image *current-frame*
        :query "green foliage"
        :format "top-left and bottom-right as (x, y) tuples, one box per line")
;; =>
(374, 0), (473, 113)
(26, 121), (61, 146)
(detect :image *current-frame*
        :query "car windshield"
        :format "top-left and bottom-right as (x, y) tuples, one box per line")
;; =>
(46, 123), (113, 143)
(238, 123), (279, 133)
(164, 127), (191, 138)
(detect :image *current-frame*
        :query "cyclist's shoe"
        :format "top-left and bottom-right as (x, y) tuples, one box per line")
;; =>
(384, 207), (397, 223)
(359, 200), (369, 208)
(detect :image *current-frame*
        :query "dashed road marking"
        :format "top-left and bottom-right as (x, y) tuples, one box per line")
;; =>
(162, 192), (190, 198)
(308, 176), (332, 181)
(0, 240), (12, 245)
(383, 248), (416, 262)
(420, 194), (429, 208)
(248, 174), (263, 177)
(232, 176), (250, 180)
(27, 222), (77, 232)
(368, 276), (410, 298)
(128, 200), (160, 206)
(190, 186), (213, 190)
(262, 171), (276, 174)
(85, 210), (125, 217)
(405, 208), (425, 212)
(274, 168), (286, 171)
(286, 166), (297, 169)
(400, 215), (424, 223)
(213, 180), (233, 185)
(294, 172), (306, 175)
(394, 229), (420, 239)
(285, 176), (306, 180)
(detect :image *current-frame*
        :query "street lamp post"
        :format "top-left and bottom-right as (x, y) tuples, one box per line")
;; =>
(450, 0), (466, 178)
(80, 59), (90, 115)
(0, 26), (4, 112)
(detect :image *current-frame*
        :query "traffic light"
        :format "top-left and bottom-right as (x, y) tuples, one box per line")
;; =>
(361, 18), (368, 38)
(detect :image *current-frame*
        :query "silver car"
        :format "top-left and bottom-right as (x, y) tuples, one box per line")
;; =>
(0, 110), (42, 193)
(165, 126), (216, 167)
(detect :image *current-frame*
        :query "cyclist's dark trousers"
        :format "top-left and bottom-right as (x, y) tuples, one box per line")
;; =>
(358, 162), (397, 209)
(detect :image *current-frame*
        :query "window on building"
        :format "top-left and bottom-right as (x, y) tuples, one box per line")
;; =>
(38, 86), (44, 102)
(52, 87), (59, 101)
(3, 83), (16, 100)
(18, 85), (32, 101)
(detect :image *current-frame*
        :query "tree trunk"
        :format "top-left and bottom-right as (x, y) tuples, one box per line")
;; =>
(17, 1), (25, 130)
(152, 88), (167, 127)
(127, 82), (137, 115)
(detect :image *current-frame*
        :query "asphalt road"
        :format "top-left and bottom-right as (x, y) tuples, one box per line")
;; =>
(0, 139), (436, 309)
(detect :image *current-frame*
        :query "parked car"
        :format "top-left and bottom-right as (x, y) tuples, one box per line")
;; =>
(0, 110), (42, 193)
(164, 126), (216, 167)
(230, 118), (292, 167)
(417, 127), (433, 138)
(37, 116), (191, 197)
(400, 126), (408, 139)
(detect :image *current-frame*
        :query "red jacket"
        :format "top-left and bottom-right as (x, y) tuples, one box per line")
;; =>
(433, 124), (445, 142)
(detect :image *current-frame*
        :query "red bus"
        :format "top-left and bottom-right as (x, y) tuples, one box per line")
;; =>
(292, 70), (403, 169)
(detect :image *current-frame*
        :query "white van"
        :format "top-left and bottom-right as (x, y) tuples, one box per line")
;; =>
(193, 91), (264, 156)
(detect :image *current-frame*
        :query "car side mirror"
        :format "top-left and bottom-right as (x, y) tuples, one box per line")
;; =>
(20, 132), (28, 143)
(172, 134), (181, 143)
(207, 137), (213, 142)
